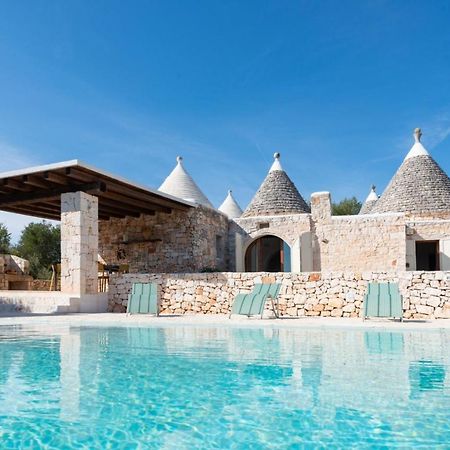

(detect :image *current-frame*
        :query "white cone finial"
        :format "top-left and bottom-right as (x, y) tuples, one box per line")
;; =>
(414, 128), (422, 143)
(405, 127), (429, 160)
(176, 156), (183, 163)
(269, 152), (283, 172)
(365, 185), (378, 202)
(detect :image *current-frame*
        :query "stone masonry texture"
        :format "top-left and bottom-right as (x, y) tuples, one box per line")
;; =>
(61, 191), (98, 295)
(242, 170), (310, 217)
(109, 271), (450, 319)
(99, 206), (229, 273)
(372, 155), (450, 215)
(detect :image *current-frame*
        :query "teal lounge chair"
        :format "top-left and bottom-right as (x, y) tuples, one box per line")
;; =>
(363, 282), (403, 321)
(127, 283), (159, 315)
(230, 283), (281, 319)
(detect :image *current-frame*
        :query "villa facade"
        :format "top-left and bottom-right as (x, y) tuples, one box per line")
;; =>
(97, 128), (450, 275)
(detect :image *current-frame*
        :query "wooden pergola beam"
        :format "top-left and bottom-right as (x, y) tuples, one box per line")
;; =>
(0, 182), (105, 207)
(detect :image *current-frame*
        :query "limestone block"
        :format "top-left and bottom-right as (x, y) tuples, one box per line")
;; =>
(416, 304), (433, 315)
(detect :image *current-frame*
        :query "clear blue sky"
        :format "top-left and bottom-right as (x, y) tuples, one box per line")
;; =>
(1, 1), (450, 239)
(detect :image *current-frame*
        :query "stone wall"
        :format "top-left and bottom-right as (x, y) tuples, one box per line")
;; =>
(108, 271), (450, 319)
(99, 206), (229, 273)
(405, 219), (450, 270)
(314, 214), (407, 272)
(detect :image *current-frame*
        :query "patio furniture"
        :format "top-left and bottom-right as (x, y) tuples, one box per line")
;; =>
(127, 283), (159, 315)
(363, 282), (403, 321)
(230, 283), (281, 318)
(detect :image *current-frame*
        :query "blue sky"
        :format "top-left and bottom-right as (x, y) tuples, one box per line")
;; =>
(1, 1), (450, 240)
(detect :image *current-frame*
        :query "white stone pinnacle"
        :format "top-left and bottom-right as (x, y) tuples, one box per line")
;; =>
(405, 127), (430, 160)
(365, 185), (378, 202)
(269, 152), (284, 172)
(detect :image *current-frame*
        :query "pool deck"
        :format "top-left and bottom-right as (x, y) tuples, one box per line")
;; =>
(0, 313), (449, 331)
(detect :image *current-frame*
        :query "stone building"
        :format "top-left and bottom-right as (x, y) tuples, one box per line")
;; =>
(96, 127), (450, 275)
(227, 128), (450, 273)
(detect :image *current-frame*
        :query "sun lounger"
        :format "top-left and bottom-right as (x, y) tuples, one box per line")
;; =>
(127, 283), (159, 315)
(230, 283), (281, 318)
(363, 282), (403, 321)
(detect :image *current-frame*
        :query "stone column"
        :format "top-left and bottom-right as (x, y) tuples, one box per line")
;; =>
(311, 191), (332, 223)
(61, 191), (98, 294)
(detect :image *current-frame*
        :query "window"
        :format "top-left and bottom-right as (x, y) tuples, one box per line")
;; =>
(215, 235), (224, 260)
(415, 241), (439, 271)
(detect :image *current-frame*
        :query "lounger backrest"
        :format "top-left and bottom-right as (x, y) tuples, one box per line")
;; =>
(127, 283), (159, 315)
(388, 283), (403, 318)
(231, 283), (282, 317)
(253, 284), (271, 296)
(364, 282), (402, 318)
(268, 284), (281, 299)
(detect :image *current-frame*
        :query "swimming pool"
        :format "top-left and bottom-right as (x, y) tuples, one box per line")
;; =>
(0, 324), (449, 448)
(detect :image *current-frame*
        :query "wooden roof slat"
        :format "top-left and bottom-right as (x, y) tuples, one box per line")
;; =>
(44, 171), (70, 185)
(0, 181), (104, 207)
(101, 190), (170, 214)
(22, 174), (54, 190)
(3, 178), (33, 192)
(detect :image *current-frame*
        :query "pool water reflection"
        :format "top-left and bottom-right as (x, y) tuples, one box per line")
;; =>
(0, 325), (449, 448)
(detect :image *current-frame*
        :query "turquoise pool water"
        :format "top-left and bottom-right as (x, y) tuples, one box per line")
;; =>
(0, 324), (449, 449)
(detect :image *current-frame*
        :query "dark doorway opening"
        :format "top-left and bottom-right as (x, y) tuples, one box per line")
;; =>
(245, 235), (291, 272)
(415, 241), (439, 271)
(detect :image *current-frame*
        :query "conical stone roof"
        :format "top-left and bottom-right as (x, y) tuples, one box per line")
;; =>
(242, 153), (310, 217)
(371, 128), (450, 215)
(218, 190), (243, 218)
(159, 156), (213, 208)
(359, 185), (379, 214)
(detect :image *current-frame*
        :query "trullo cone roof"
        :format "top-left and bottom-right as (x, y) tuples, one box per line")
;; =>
(359, 185), (379, 214)
(371, 128), (450, 215)
(218, 190), (243, 218)
(159, 156), (213, 208)
(242, 153), (310, 217)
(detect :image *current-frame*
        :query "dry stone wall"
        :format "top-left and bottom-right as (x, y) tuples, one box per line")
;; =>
(99, 206), (229, 273)
(314, 214), (407, 272)
(109, 271), (450, 319)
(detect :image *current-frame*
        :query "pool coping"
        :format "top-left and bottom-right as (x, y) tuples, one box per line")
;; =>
(0, 313), (449, 332)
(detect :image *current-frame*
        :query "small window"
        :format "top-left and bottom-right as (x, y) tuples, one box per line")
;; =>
(258, 223), (270, 229)
(216, 235), (224, 260)
(415, 241), (439, 271)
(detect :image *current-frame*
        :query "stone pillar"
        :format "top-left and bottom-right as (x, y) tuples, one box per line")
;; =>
(61, 191), (98, 294)
(311, 191), (332, 223)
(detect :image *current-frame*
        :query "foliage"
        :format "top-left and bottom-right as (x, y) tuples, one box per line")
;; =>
(0, 223), (11, 253)
(332, 197), (362, 216)
(14, 222), (60, 279)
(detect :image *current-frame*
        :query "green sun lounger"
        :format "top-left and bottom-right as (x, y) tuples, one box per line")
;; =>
(230, 283), (281, 318)
(363, 282), (403, 321)
(127, 283), (159, 315)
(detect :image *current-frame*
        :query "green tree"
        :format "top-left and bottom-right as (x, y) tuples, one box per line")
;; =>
(14, 222), (60, 279)
(0, 223), (11, 253)
(332, 197), (362, 216)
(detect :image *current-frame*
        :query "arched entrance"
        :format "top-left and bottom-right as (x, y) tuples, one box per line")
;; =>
(245, 235), (291, 272)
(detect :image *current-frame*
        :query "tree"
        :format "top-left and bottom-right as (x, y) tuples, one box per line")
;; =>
(14, 222), (60, 279)
(332, 197), (362, 216)
(0, 223), (11, 253)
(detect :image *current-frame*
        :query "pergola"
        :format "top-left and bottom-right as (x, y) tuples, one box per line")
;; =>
(0, 160), (193, 302)
(0, 160), (192, 220)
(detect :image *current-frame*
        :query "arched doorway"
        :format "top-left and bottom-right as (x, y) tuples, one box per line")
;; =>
(245, 235), (291, 272)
